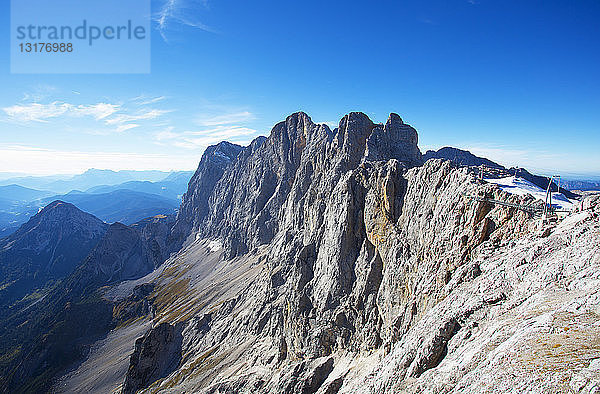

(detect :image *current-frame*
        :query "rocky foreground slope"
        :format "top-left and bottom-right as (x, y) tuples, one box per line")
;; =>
(54, 112), (600, 393)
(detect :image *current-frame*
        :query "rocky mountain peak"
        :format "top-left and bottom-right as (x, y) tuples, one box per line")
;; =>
(364, 113), (422, 166)
(4, 200), (107, 246)
(169, 141), (244, 248)
(36, 200), (91, 221)
(0, 200), (108, 308)
(387, 112), (404, 125)
(204, 141), (244, 165)
(170, 111), (425, 258)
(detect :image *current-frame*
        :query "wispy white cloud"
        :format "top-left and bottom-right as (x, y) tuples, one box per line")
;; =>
(73, 103), (121, 120)
(155, 0), (216, 42)
(155, 125), (258, 149)
(196, 111), (255, 127)
(3, 102), (71, 123)
(115, 123), (141, 132)
(131, 95), (167, 106)
(1, 97), (170, 133)
(105, 109), (172, 126)
(3, 102), (115, 122)
(154, 107), (259, 149)
(21, 84), (58, 103)
(2, 101), (122, 123)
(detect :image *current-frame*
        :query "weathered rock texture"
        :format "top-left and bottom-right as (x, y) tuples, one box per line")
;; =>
(122, 322), (183, 394)
(170, 141), (244, 249)
(103, 112), (599, 393)
(66, 214), (175, 294)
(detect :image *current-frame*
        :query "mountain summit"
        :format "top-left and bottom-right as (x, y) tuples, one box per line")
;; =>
(0, 201), (108, 308)
(176, 112), (423, 257)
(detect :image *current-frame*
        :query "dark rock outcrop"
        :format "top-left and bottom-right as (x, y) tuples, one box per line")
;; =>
(122, 322), (183, 394)
(423, 146), (504, 169)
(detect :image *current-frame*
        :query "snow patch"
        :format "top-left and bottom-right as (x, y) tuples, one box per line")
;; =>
(213, 151), (232, 162)
(484, 176), (575, 211)
(207, 240), (222, 252)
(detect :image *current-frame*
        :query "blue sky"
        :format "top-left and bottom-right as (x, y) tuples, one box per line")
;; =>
(0, 0), (599, 177)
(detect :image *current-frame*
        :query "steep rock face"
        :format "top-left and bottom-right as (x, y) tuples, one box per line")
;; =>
(194, 112), (422, 258)
(122, 322), (183, 394)
(109, 112), (599, 393)
(170, 141), (243, 249)
(0, 200), (108, 307)
(364, 113), (422, 167)
(74, 215), (174, 287)
(132, 156), (540, 393)
(131, 215), (176, 269)
(116, 112), (562, 392)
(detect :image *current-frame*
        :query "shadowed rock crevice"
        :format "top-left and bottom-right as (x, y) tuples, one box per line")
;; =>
(122, 322), (183, 394)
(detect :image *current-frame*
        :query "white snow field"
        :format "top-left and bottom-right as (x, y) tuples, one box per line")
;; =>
(484, 176), (576, 211)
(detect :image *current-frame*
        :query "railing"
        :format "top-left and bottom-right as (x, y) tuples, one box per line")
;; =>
(464, 194), (571, 216)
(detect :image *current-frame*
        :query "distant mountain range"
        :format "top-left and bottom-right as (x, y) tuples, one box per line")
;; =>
(86, 179), (186, 201)
(0, 185), (54, 202)
(0, 202), (174, 393)
(0, 169), (193, 194)
(561, 179), (600, 191)
(0, 170), (193, 238)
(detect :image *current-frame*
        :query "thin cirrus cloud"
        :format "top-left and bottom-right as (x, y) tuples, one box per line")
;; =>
(1, 99), (170, 132)
(155, 109), (259, 149)
(155, 0), (216, 41)
(156, 124), (258, 149)
(2, 102), (119, 123)
(104, 109), (173, 126)
(196, 111), (255, 127)
(131, 95), (168, 106)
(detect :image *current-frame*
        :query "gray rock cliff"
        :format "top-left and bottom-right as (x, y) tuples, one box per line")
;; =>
(107, 112), (598, 393)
